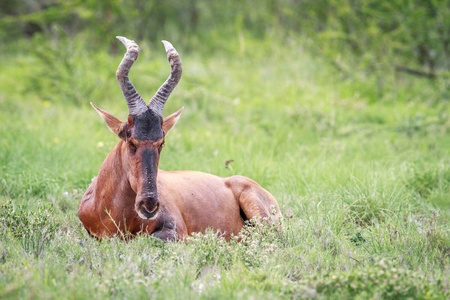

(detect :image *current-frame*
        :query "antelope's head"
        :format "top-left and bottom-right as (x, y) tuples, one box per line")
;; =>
(92, 36), (183, 220)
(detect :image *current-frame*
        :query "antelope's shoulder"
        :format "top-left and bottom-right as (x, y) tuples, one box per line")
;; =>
(80, 177), (97, 206)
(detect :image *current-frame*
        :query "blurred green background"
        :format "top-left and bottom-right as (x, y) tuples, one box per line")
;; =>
(1, 0), (449, 78)
(0, 1), (449, 299)
(1, 0), (448, 200)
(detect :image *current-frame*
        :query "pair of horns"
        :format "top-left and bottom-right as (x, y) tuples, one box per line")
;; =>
(115, 36), (182, 117)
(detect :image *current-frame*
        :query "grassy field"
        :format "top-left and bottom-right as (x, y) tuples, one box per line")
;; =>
(0, 34), (449, 299)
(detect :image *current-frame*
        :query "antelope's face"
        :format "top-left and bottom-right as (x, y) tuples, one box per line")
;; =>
(124, 110), (164, 219)
(91, 36), (183, 220)
(92, 105), (183, 220)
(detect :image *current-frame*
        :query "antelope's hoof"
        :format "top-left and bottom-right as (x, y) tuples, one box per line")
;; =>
(116, 36), (140, 52)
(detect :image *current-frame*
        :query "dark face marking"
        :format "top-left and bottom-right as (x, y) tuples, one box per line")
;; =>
(126, 109), (165, 220)
(141, 148), (158, 196)
(131, 109), (164, 141)
(135, 146), (161, 219)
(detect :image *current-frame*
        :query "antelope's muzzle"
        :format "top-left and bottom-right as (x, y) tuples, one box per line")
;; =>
(136, 195), (160, 220)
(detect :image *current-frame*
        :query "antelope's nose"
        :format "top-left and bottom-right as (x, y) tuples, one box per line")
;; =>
(136, 194), (160, 220)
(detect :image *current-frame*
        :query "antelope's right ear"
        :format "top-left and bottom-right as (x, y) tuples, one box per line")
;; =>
(162, 107), (184, 136)
(91, 102), (127, 139)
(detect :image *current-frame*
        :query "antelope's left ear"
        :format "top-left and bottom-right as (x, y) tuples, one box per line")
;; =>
(91, 102), (126, 138)
(162, 107), (184, 136)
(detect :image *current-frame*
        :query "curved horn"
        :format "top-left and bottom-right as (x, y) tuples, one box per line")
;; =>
(116, 36), (148, 116)
(148, 40), (182, 116)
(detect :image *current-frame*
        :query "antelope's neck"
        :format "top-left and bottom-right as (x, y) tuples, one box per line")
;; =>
(95, 141), (135, 209)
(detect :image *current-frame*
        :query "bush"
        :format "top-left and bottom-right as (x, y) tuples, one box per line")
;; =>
(168, 214), (284, 270)
(0, 199), (60, 258)
(309, 259), (448, 299)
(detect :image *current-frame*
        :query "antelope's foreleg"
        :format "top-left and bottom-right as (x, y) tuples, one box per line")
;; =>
(151, 228), (178, 242)
(147, 211), (185, 242)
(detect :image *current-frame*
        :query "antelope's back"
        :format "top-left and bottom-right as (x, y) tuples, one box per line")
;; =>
(157, 170), (246, 238)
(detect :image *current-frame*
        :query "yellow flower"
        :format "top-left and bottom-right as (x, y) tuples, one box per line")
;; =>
(53, 138), (60, 144)
(43, 101), (51, 107)
(97, 141), (104, 148)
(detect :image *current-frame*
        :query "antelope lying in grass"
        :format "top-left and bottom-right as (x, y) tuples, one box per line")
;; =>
(78, 36), (282, 241)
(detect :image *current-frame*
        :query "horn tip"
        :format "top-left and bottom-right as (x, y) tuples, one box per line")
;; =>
(116, 36), (132, 47)
(161, 40), (174, 51)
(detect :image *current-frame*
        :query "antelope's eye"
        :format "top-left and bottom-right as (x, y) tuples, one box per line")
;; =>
(127, 141), (137, 152)
(158, 141), (165, 151)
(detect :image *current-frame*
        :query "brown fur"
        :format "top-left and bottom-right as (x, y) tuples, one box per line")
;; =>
(78, 37), (282, 242)
(78, 139), (282, 241)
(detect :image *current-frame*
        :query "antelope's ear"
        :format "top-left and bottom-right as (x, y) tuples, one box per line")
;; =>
(91, 102), (127, 139)
(162, 107), (184, 136)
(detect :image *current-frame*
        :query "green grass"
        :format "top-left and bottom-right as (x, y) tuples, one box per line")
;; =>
(0, 35), (449, 299)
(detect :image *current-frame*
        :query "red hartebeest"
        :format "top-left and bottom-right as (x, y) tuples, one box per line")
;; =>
(78, 37), (282, 241)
